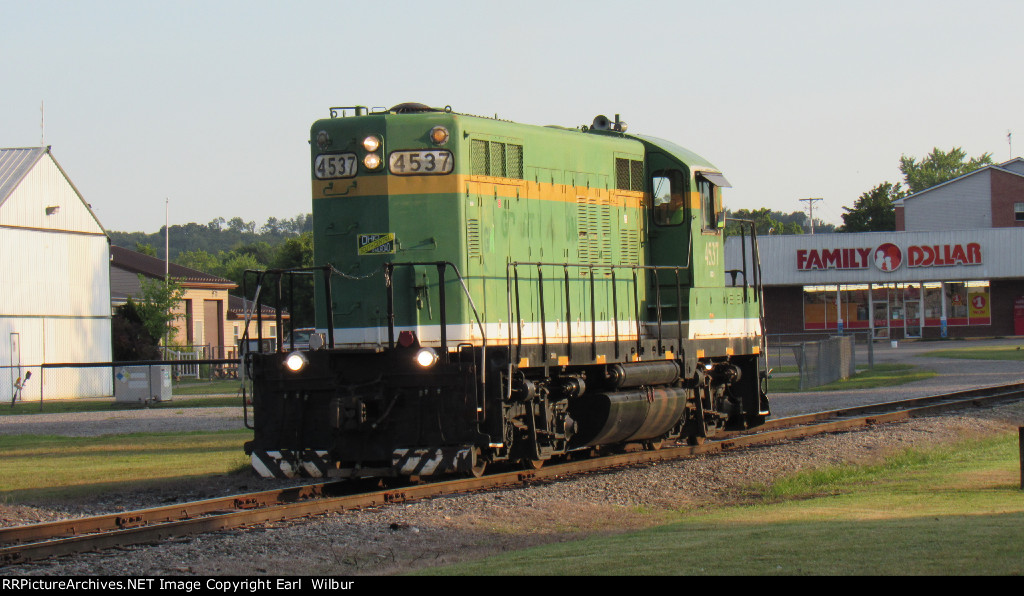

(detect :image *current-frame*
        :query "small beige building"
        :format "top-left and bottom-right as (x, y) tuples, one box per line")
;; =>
(110, 246), (238, 357)
(110, 246), (288, 358)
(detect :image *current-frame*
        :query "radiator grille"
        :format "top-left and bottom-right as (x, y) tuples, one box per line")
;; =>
(471, 140), (524, 180)
(615, 158), (644, 191)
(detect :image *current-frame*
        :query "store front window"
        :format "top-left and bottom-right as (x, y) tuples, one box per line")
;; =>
(802, 284), (870, 330)
(802, 286), (833, 330)
(802, 280), (991, 333)
(922, 283), (943, 326)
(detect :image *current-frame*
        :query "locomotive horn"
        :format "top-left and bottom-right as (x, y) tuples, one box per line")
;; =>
(592, 115), (612, 130)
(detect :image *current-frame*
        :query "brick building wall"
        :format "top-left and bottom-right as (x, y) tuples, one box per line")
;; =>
(990, 169), (1024, 227)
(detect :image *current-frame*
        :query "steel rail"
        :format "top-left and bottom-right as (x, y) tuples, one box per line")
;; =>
(0, 482), (346, 549)
(3, 381), (1022, 566)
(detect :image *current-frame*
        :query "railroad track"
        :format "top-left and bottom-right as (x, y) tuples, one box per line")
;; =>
(3, 381), (1022, 567)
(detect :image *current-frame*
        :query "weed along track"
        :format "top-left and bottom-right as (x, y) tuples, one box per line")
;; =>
(2, 381), (1023, 568)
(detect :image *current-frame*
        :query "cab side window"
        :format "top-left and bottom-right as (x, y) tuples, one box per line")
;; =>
(698, 177), (718, 231)
(698, 172), (732, 232)
(651, 169), (686, 226)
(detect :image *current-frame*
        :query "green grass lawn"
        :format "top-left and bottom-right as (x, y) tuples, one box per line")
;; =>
(919, 345), (1024, 361)
(171, 378), (247, 395)
(417, 430), (1024, 575)
(0, 430), (252, 502)
(768, 363), (936, 393)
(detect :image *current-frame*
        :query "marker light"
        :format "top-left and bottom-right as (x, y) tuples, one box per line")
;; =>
(429, 126), (449, 145)
(316, 130), (331, 150)
(362, 135), (381, 152)
(364, 153), (382, 169)
(414, 347), (439, 368)
(285, 351), (309, 372)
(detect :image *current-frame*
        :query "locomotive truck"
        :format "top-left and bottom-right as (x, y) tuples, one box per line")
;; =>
(243, 103), (769, 479)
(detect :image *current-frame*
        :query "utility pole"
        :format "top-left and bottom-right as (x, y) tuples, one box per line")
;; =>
(800, 197), (823, 234)
(164, 198), (170, 358)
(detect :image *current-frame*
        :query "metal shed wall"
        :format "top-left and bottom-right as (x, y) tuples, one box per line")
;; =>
(0, 149), (112, 400)
(0, 229), (110, 317)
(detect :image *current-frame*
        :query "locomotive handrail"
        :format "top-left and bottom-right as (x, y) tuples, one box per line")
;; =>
(724, 217), (768, 369)
(382, 261), (487, 356)
(504, 261), (697, 366)
(242, 266), (335, 352)
(241, 262), (485, 357)
(382, 261), (489, 426)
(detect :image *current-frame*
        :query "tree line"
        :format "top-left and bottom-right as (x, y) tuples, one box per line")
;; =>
(109, 214), (313, 261)
(110, 214), (316, 328)
(840, 147), (994, 232)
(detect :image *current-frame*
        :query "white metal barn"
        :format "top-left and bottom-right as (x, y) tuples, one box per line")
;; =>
(0, 147), (112, 401)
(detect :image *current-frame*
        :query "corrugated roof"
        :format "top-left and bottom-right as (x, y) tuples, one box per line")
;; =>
(0, 147), (48, 206)
(110, 245), (237, 288)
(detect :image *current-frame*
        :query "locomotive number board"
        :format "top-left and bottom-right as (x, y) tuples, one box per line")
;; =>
(389, 150), (453, 175)
(314, 153), (358, 179)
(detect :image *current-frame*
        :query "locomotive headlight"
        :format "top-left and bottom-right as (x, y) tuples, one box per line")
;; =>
(363, 153), (382, 170)
(362, 135), (381, 152)
(285, 351), (309, 373)
(414, 347), (439, 368)
(429, 126), (449, 145)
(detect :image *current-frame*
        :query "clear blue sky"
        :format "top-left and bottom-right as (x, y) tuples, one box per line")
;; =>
(3, 0), (1022, 233)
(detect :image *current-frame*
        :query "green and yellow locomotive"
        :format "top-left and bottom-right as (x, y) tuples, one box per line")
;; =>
(244, 103), (769, 479)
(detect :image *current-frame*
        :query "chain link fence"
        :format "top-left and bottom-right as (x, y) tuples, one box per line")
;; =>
(767, 332), (874, 391)
(3, 359), (249, 408)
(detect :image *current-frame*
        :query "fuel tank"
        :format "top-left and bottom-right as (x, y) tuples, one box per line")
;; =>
(567, 387), (688, 448)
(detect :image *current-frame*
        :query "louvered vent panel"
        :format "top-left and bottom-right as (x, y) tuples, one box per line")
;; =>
(577, 196), (594, 263)
(599, 198), (612, 263)
(471, 140), (489, 175)
(620, 228), (640, 266)
(577, 195), (612, 265)
(467, 218), (481, 259)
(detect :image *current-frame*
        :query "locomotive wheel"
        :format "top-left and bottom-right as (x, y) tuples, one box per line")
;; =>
(522, 458), (545, 470)
(644, 440), (664, 451)
(686, 434), (706, 446)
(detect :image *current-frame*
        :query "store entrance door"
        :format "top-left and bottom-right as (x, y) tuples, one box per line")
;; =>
(872, 301), (890, 339)
(905, 300), (922, 338)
